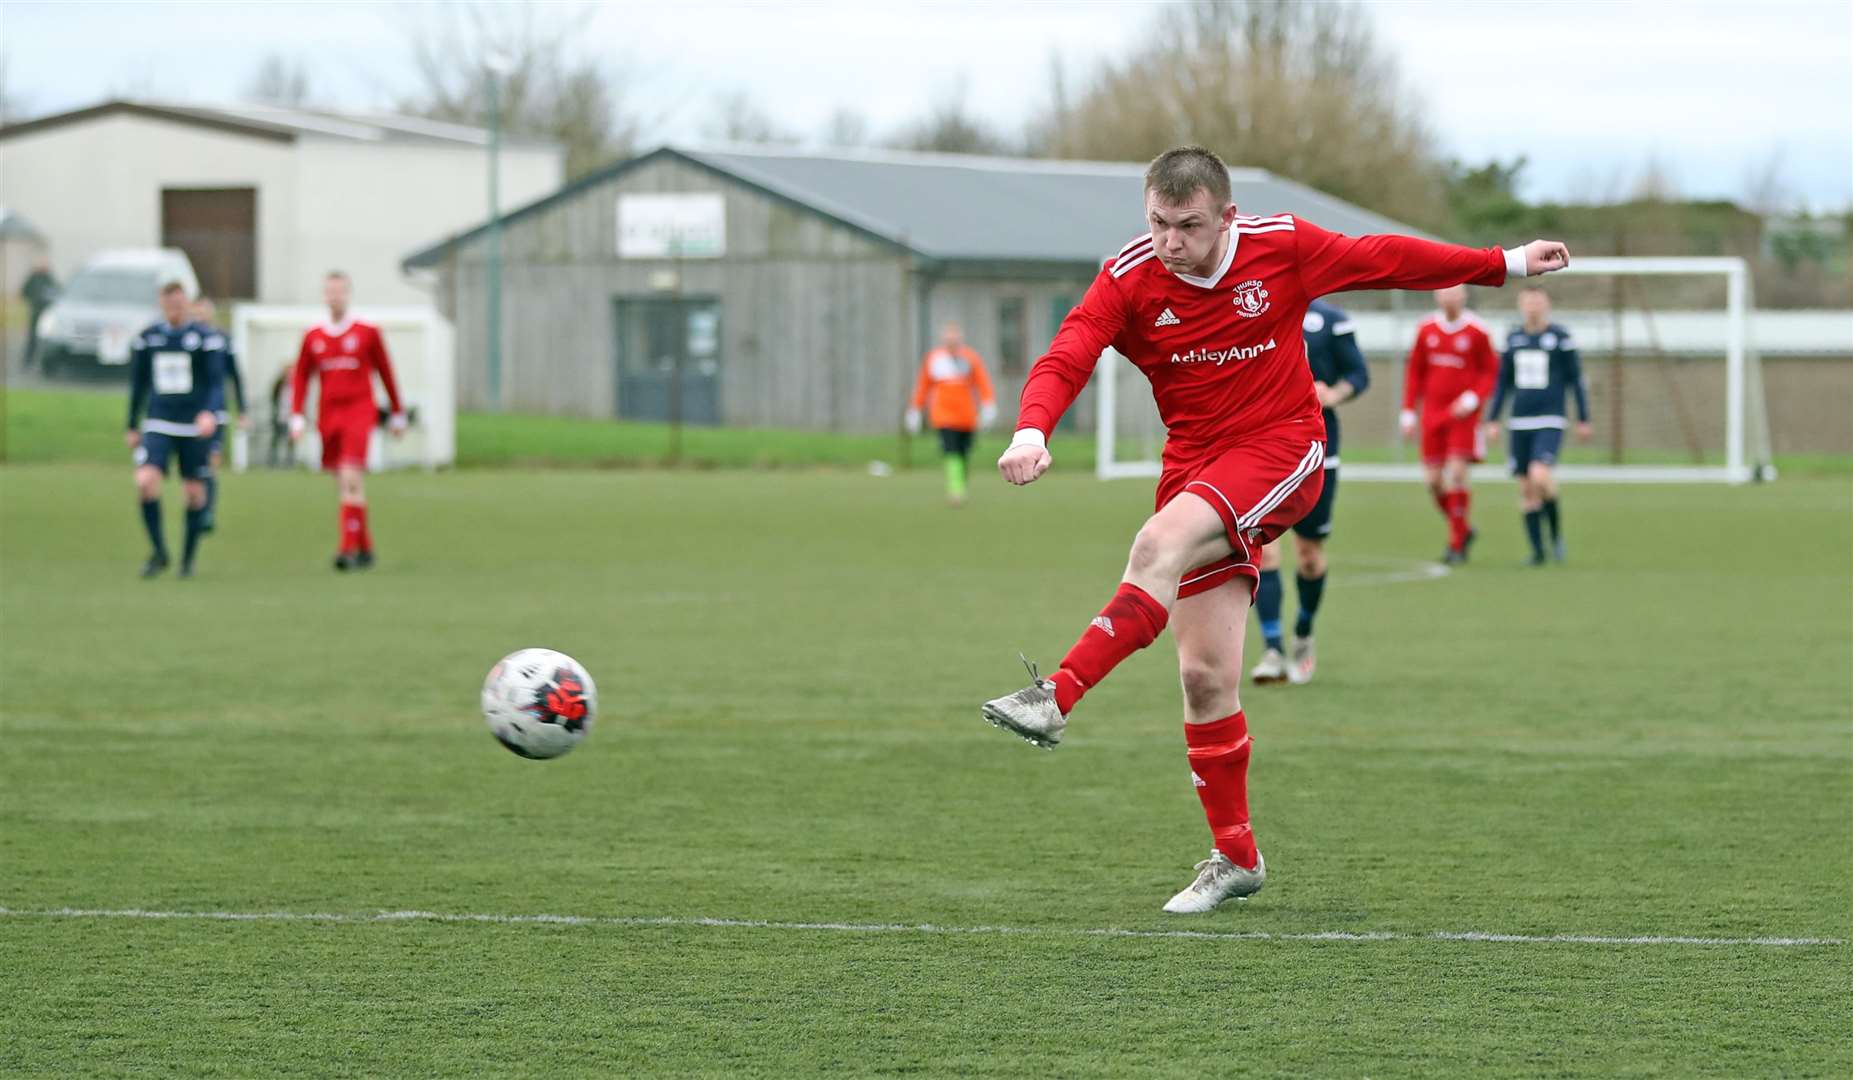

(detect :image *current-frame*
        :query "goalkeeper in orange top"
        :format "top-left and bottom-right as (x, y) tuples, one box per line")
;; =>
(906, 322), (996, 505)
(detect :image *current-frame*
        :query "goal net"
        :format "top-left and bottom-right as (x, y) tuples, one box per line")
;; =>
(228, 305), (457, 472)
(1094, 256), (1774, 484)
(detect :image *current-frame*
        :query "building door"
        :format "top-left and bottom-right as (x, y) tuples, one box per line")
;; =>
(613, 297), (722, 424)
(161, 188), (257, 299)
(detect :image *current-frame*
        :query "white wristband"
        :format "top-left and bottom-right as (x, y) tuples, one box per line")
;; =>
(1009, 428), (1047, 450)
(1503, 246), (1528, 280)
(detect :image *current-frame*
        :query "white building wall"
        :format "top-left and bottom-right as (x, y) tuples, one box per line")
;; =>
(292, 138), (561, 305)
(0, 114), (298, 291)
(0, 111), (562, 305)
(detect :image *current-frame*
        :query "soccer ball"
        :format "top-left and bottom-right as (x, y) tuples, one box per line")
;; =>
(481, 648), (597, 760)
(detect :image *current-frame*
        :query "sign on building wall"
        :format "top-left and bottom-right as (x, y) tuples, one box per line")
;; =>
(617, 193), (726, 258)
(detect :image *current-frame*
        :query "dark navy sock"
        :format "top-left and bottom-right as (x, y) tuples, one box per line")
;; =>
(1255, 568), (1284, 652)
(1524, 509), (1546, 558)
(140, 498), (167, 558)
(183, 505), (205, 567)
(1542, 498), (1561, 541)
(1293, 573), (1326, 638)
(203, 474), (218, 521)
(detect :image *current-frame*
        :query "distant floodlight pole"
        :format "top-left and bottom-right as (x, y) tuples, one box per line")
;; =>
(485, 53), (512, 410)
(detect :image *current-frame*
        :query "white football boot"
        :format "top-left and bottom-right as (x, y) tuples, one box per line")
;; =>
(980, 657), (1067, 749)
(1250, 648), (1289, 684)
(1287, 636), (1316, 685)
(1162, 850), (1266, 913)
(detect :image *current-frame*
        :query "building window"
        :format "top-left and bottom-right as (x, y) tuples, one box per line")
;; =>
(997, 296), (1027, 375)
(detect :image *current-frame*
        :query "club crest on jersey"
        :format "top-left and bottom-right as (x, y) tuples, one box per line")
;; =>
(344, 334), (358, 351)
(1233, 279), (1270, 318)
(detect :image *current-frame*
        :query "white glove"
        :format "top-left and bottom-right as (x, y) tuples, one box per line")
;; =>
(979, 403), (997, 430)
(904, 408), (922, 435)
(388, 412), (408, 434)
(288, 413), (306, 439)
(1398, 409), (1417, 437)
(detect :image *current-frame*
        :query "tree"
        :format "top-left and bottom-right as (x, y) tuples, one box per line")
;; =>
(706, 92), (796, 145)
(396, 2), (637, 180)
(244, 54), (313, 107)
(820, 108), (871, 149)
(0, 53), (25, 125)
(889, 83), (1009, 155)
(1028, 0), (1448, 229)
(1444, 156), (1531, 242)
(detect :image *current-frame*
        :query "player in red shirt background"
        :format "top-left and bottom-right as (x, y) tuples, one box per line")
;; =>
(1398, 286), (1500, 564)
(981, 146), (1569, 914)
(288, 271), (406, 570)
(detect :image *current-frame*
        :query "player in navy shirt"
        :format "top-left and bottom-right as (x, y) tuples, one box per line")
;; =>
(1251, 298), (1370, 685)
(125, 281), (225, 578)
(1485, 285), (1591, 564)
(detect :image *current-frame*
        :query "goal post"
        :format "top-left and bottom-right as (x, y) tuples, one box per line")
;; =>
(1094, 255), (1774, 484)
(228, 305), (457, 473)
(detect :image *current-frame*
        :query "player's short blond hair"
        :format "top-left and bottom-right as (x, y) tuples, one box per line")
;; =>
(1145, 146), (1232, 208)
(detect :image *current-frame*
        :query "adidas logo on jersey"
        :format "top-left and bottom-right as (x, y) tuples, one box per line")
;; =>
(1190, 770), (1207, 789)
(1154, 308), (1181, 327)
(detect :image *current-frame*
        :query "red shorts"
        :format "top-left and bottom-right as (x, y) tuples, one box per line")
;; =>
(1420, 415), (1485, 466)
(319, 407), (375, 471)
(1159, 427), (1327, 600)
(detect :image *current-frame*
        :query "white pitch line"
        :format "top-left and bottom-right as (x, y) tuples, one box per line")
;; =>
(0, 907), (1839, 948)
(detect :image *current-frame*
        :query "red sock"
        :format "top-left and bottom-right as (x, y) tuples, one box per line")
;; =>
(340, 503), (363, 554)
(1048, 582), (1168, 715)
(1432, 488), (1450, 517)
(355, 504), (372, 554)
(1446, 489), (1472, 549)
(1186, 712), (1257, 869)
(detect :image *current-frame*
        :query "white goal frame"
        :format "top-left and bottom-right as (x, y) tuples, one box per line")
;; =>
(1094, 255), (1772, 484)
(228, 304), (457, 473)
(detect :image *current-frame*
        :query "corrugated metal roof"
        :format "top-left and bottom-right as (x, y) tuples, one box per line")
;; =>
(403, 144), (1431, 271)
(681, 144), (1433, 263)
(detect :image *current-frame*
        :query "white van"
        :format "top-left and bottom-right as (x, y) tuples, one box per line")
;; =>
(34, 248), (201, 377)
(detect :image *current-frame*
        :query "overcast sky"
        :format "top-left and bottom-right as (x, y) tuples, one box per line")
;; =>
(5, 0), (1850, 210)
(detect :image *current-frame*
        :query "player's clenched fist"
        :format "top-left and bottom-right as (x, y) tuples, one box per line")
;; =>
(998, 443), (1051, 486)
(1523, 240), (1571, 275)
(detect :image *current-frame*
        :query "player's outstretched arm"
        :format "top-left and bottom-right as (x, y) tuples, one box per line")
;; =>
(1003, 263), (1129, 488)
(1298, 218), (1572, 296)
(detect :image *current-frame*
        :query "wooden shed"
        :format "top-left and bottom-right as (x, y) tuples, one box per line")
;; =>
(402, 145), (1424, 431)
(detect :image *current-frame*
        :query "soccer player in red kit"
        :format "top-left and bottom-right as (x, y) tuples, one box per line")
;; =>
(1398, 285), (1500, 563)
(981, 146), (1569, 913)
(288, 271), (406, 570)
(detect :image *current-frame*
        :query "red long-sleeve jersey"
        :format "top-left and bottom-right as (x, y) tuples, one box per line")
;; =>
(1016, 216), (1514, 460)
(1400, 312), (1499, 418)
(291, 317), (402, 417)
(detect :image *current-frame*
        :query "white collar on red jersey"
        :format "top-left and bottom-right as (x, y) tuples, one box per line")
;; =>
(1431, 312), (1482, 334)
(320, 314), (358, 336)
(1170, 229), (1240, 290)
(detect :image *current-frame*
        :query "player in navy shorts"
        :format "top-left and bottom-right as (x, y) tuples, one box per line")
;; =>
(1485, 285), (1591, 564)
(126, 281), (225, 578)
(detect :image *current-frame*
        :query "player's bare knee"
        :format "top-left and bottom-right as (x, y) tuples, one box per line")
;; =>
(134, 468), (160, 500)
(1127, 519), (1189, 580)
(1178, 656), (1239, 716)
(1531, 465), (1556, 498)
(1298, 541), (1325, 578)
(184, 482), (207, 510)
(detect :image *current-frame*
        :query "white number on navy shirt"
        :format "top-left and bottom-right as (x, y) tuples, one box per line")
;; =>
(153, 351), (194, 395)
(1513, 348), (1550, 390)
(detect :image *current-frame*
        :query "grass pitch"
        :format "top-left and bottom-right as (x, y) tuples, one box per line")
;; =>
(2, 461), (1849, 1077)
